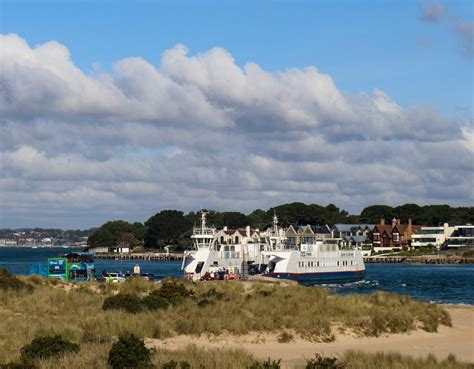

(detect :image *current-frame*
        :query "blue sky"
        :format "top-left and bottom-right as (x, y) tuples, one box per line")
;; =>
(2, 0), (472, 116)
(1, 1), (473, 228)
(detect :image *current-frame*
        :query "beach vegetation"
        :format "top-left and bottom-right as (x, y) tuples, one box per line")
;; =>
(142, 291), (170, 310)
(277, 331), (294, 343)
(162, 360), (192, 369)
(20, 335), (79, 362)
(0, 268), (32, 291)
(305, 354), (341, 369)
(102, 293), (144, 314)
(0, 278), (459, 367)
(340, 350), (472, 369)
(107, 333), (151, 369)
(248, 358), (282, 369)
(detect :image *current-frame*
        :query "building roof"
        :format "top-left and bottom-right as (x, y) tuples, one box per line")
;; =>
(311, 225), (331, 234)
(333, 224), (355, 232)
(334, 224), (375, 232)
(350, 235), (367, 243)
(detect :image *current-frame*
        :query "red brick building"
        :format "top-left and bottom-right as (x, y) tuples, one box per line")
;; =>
(371, 218), (422, 248)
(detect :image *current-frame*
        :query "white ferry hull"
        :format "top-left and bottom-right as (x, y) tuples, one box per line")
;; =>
(263, 247), (366, 284)
(265, 270), (365, 283)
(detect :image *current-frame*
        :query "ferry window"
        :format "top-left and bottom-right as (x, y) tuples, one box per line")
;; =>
(317, 261), (319, 267)
(350, 261), (353, 265)
(195, 262), (204, 273)
(337, 261), (339, 266)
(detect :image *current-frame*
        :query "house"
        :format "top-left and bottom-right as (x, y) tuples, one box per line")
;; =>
(282, 224), (332, 249)
(444, 225), (474, 248)
(332, 224), (375, 249)
(371, 218), (422, 250)
(214, 226), (257, 245)
(411, 223), (455, 249)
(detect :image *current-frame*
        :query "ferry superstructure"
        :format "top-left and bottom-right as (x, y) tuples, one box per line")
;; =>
(263, 242), (365, 283)
(182, 213), (285, 280)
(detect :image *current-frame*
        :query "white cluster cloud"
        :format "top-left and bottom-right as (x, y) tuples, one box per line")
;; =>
(0, 34), (472, 228)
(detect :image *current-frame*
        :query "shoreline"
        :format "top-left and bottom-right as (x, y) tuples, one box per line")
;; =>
(148, 304), (474, 366)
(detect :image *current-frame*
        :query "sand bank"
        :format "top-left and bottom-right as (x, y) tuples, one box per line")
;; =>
(148, 305), (474, 366)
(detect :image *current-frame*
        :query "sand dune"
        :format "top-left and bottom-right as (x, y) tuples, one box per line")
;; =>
(148, 305), (474, 367)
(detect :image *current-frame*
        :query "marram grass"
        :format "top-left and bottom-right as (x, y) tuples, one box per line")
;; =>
(0, 275), (460, 368)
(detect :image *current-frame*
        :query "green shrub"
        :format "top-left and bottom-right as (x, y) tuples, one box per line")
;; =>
(0, 362), (37, 369)
(108, 333), (151, 369)
(201, 287), (226, 300)
(142, 291), (170, 310)
(179, 361), (191, 369)
(157, 279), (193, 305)
(162, 361), (177, 369)
(462, 249), (474, 258)
(102, 293), (143, 313)
(277, 331), (294, 343)
(197, 298), (213, 307)
(162, 361), (190, 369)
(20, 335), (79, 361)
(248, 358), (281, 369)
(0, 269), (32, 291)
(305, 354), (342, 369)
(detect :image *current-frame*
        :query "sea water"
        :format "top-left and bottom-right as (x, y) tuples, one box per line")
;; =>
(1, 247), (472, 305)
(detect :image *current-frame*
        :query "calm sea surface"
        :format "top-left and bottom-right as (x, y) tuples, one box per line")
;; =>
(1, 247), (472, 305)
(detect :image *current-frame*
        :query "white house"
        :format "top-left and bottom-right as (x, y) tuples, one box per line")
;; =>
(411, 223), (455, 249)
(445, 225), (474, 248)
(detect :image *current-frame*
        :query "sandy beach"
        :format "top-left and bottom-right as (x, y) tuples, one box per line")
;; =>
(148, 305), (474, 367)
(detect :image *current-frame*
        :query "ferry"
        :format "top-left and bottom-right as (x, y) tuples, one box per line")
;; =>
(182, 213), (286, 281)
(263, 242), (365, 283)
(182, 212), (365, 283)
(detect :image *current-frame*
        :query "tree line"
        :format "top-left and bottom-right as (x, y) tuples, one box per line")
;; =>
(86, 202), (474, 251)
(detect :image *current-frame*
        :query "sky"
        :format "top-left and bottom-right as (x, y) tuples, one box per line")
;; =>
(0, 0), (473, 229)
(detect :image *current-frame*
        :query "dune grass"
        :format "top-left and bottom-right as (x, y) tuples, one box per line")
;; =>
(0, 273), (456, 366)
(338, 351), (472, 369)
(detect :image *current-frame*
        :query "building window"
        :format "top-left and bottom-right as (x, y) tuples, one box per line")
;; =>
(393, 233), (399, 242)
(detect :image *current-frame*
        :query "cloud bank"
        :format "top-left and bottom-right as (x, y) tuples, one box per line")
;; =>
(0, 34), (472, 228)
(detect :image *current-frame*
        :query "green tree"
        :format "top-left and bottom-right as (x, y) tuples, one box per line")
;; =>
(221, 211), (249, 228)
(248, 209), (271, 229)
(359, 205), (395, 224)
(144, 210), (192, 249)
(87, 220), (145, 248)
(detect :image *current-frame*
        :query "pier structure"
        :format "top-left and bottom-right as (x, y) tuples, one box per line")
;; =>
(364, 255), (473, 264)
(94, 252), (183, 261)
